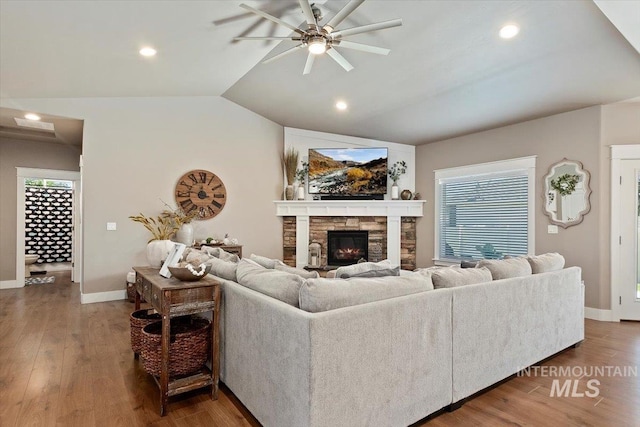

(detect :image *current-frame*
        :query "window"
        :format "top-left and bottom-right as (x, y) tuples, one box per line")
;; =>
(434, 156), (536, 263)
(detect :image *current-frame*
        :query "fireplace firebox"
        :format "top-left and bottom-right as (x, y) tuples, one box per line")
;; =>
(327, 230), (369, 266)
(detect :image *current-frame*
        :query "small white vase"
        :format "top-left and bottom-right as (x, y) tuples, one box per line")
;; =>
(297, 185), (305, 200)
(146, 240), (174, 268)
(391, 184), (399, 200)
(175, 223), (194, 246)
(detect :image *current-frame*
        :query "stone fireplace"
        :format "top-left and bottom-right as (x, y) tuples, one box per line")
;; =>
(276, 200), (424, 270)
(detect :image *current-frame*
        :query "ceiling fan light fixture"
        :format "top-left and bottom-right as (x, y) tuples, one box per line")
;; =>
(308, 37), (327, 55)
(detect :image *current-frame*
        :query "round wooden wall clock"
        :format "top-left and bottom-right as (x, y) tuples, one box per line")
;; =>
(174, 169), (227, 220)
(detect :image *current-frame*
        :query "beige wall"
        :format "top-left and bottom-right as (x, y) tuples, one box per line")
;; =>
(0, 138), (81, 281)
(415, 106), (605, 308)
(0, 96), (284, 296)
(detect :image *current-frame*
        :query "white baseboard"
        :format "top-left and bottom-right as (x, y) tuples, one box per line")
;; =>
(81, 289), (126, 304)
(584, 307), (615, 322)
(0, 280), (20, 289)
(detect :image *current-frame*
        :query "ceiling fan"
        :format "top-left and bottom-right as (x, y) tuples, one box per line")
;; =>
(234, 0), (402, 75)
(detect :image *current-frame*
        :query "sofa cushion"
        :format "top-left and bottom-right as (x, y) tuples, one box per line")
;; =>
(201, 246), (239, 263)
(527, 252), (565, 274)
(431, 266), (492, 289)
(274, 261), (320, 279)
(476, 257), (532, 280)
(205, 256), (238, 282)
(299, 273), (433, 313)
(334, 260), (400, 279)
(249, 253), (278, 269)
(236, 258), (304, 307)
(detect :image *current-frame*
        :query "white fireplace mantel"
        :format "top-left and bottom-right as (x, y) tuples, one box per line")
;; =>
(275, 200), (425, 268)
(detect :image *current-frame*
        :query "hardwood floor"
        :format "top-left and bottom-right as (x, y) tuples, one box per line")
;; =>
(1, 273), (638, 426)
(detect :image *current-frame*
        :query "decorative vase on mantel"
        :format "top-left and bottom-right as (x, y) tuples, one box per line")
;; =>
(285, 184), (295, 200)
(297, 184), (305, 200)
(391, 181), (399, 200)
(174, 223), (194, 246)
(146, 240), (175, 268)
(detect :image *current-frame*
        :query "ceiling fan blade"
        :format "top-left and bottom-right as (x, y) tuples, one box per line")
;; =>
(239, 3), (305, 35)
(326, 48), (354, 72)
(262, 44), (305, 64)
(331, 18), (402, 38)
(234, 37), (298, 41)
(333, 40), (390, 55)
(298, 0), (317, 27)
(303, 52), (315, 75)
(323, 0), (365, 33)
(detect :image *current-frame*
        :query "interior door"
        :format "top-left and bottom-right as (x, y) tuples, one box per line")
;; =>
(619, 159), (640, 320)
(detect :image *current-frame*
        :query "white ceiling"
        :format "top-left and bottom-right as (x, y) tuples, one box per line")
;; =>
(1, 0), (639, 146)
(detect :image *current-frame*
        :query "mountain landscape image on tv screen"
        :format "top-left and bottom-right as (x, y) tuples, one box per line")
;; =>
(308, 148), (388, 195)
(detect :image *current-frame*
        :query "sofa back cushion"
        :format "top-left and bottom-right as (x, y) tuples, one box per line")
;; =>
(274, 261), (320, 279)
(236, 259), (304, 307)
(201, 246), (240, 263)
(527, 252), (565, 274)
(206, 256), (238, 282)
(431, 266), (492, 289)
(334, 260), (400, 279)
(249, 253), (278, 269)
(476, 257), (532, 280)
(299, 272), (433, 313)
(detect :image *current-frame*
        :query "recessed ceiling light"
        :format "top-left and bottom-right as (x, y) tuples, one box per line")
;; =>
(139, 47), (157, 57)
(499, 24), (519, 39)
(336, 101), (348, 111)
(24, 113), (41, 121)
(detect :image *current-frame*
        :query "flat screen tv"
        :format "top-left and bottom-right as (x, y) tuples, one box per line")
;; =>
(308, 148), (388, 195)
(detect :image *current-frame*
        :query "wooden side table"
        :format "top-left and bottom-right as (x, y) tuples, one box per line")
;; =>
(133, 266), (220, 416)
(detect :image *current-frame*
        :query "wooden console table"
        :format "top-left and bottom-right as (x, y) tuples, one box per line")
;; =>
(133, 266), (220, 416)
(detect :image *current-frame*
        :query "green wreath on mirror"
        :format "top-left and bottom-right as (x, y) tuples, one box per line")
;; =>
(550, 173), (580, 196)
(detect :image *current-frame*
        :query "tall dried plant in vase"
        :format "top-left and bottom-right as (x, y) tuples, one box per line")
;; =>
(282, 147), (299, 200)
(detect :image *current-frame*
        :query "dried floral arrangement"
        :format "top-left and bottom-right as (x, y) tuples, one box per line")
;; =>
(129, 200), (198, 242)
(283, 147), (299, 185)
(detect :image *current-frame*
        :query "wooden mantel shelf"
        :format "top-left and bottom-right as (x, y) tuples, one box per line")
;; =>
(274, 200), (425, 218)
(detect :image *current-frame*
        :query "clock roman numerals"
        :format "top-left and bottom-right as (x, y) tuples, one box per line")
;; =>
(180, 199), (195, 212)
(175, 169), (226, 220)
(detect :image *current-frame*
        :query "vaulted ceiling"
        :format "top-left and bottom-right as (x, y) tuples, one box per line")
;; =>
(1, 0), (639, 146)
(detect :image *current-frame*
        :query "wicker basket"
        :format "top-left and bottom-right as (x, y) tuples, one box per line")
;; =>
(140, 316), (210, 377)
(130, 309), (161, 354)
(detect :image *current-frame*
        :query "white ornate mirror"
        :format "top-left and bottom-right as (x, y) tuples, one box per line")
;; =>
(543, 159), (591, 228)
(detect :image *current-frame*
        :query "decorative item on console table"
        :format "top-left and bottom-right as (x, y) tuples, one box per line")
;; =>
(129, 210), (181, 267)
(283, 147), (299, 200)
(388, 160), (407, 200)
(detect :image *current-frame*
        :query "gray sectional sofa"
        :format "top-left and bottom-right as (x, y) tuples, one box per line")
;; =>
(201, 252), (584, 427)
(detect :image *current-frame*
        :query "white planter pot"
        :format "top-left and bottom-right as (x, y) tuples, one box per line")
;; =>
(146, 240), (175, 268)
(175, 223), (194, 246)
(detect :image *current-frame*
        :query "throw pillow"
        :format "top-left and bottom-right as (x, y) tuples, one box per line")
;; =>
(205, 256), (238, 282)
(527, 252), (565, 274)
(201, 246), (239, 263)
(236, 259), (304, 307)
(274, 261), (320, 279)
(249, 253), (278, 269)
(185, 250), (213, 266)
(460, 260), (478, 268)
(431, 266), (492, 289)
(476, 257), (532, 280)
(299, 272), (434, 313)
(334, 260), (400, 279)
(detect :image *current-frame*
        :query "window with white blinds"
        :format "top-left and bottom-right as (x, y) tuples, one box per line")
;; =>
(434, 157), (535, 262)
